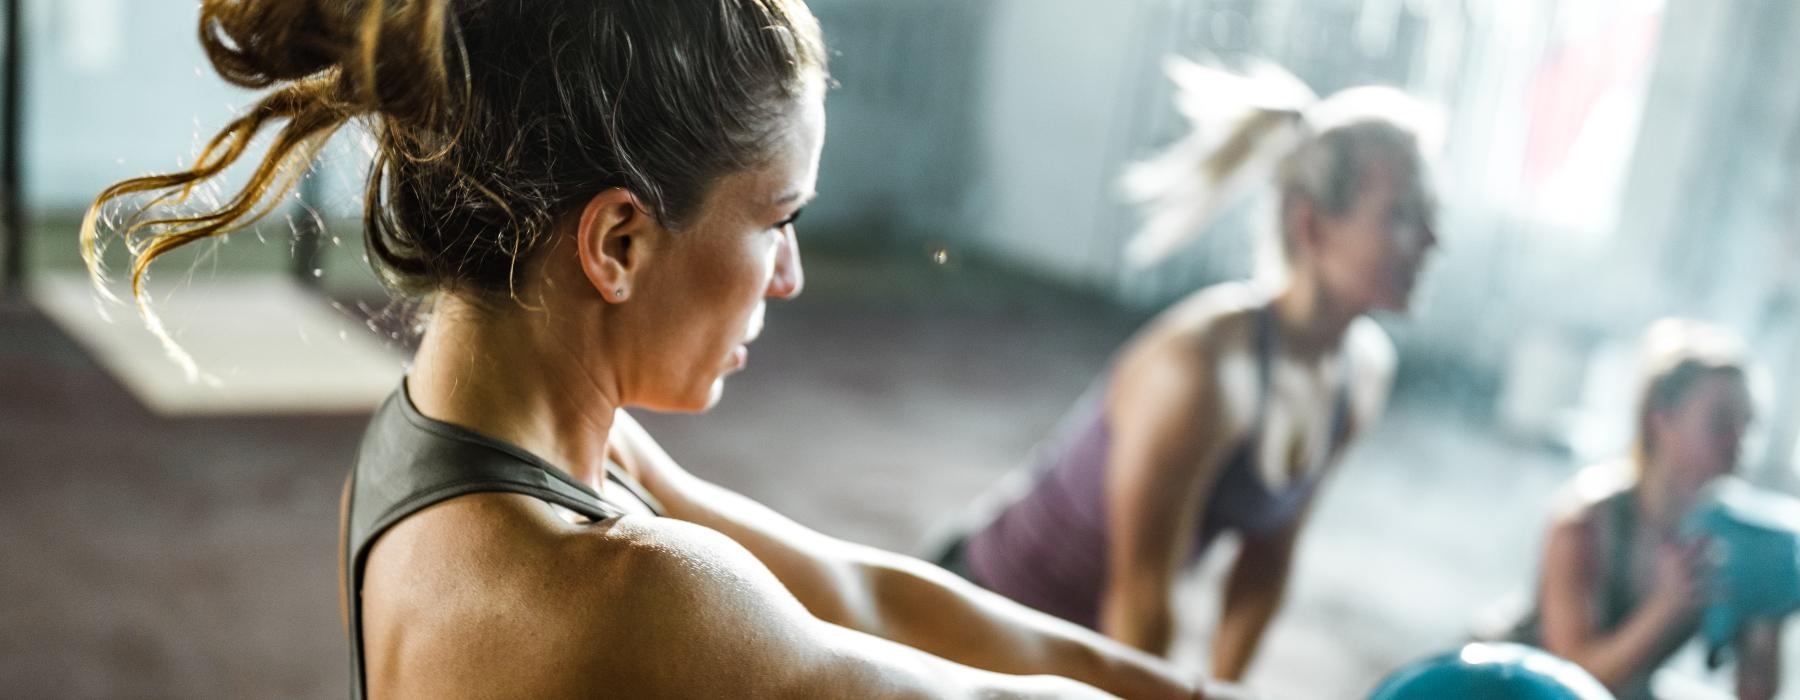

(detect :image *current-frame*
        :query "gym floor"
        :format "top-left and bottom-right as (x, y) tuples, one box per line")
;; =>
(0, 252), (1782, 698)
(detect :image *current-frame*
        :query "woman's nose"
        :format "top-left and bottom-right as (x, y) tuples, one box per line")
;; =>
(766, 225), (804, 300)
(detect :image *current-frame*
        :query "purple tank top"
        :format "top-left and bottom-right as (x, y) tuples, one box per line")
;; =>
(961, 307), (1352, 629)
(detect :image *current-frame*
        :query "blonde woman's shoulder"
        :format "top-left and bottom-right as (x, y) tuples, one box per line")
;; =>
(1136, 281), (1266, 360)
(1156, 281), (1266, 329)
(1551, 460), (1638, 525)
(1115, 282), (1267, 431)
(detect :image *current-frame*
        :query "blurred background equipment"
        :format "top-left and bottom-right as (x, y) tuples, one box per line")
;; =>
(1366, 642), (1615, 700)
(1683, 478), (1800, 666)
(0, 0), (24, 299)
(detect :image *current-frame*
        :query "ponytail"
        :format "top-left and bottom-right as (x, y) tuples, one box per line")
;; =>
(82, 0), (460, 305)
(1119, 57), (1313, 268)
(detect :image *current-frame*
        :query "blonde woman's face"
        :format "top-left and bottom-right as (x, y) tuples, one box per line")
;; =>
(1311, 155), (1437, 313)
(1652, 371), (1753, 495)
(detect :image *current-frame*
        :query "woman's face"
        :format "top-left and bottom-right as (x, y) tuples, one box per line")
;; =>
(1310, 155), (1437, 313)
(1651, 371), (1753, 498)
(622, 81), (824, 413)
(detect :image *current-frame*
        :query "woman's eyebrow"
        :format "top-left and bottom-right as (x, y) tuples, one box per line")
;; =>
(773, 188), (817, 207)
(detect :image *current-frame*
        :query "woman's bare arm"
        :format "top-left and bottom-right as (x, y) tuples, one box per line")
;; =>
(1735, 619), (1782, 700)
(1096, 327), (1249, 658)
(1208, 318), (1395, 679)
(583, 516), (1124, 699)
(611, 412), (1205, 699)
(370, 496), (1124, 699)
(1538, 515), (1701, 690)
(1210, 515), (1304, 681)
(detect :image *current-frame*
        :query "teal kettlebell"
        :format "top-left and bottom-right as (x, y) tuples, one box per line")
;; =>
(1368, 643), (1614, 699)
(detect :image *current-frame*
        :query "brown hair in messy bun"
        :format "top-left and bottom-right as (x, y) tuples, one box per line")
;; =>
(82, 0), (827, 304)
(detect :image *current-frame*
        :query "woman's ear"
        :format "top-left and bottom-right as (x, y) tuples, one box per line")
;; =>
(1283, 195), (1322, 261)
(1645, 406), (1677, 453)
(574, 188), (659, 303)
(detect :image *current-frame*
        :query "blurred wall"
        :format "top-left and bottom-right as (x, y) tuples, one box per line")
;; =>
(23, 0), (368, 220)
(806, 1), (992, 253)
(964, 0), (1150, 288)
(25, 0), (240, 208)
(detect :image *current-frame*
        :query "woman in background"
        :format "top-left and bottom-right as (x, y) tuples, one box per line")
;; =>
(935, 59), (1438, 682)
(1519, 319), (1782, 699)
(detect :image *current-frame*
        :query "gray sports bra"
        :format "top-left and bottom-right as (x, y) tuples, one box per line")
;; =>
(341, 383), (662, 699)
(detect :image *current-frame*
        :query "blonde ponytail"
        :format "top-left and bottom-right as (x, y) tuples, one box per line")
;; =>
(1119, 57), (1314, 268)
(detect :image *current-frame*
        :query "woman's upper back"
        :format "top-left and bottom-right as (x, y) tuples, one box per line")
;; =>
(344, 386), (650, 697)
(342, 386), (791, 697)
(356, 490), (892, 697)
(343, 385), (1114, 699)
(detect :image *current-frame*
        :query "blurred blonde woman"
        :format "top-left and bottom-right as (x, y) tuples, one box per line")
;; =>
(1515, 319), (1782, 699)
(934, 58), (1438, 681)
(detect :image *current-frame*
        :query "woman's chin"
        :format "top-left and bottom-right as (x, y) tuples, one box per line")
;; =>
(640, 380), (728, 415)
(700, 379), (727, 411)
(1379, 282), (1421, 313)
(675, 384), (727, 414)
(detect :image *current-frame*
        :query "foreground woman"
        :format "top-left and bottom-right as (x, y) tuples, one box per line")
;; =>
(85, 1), (1231, 697)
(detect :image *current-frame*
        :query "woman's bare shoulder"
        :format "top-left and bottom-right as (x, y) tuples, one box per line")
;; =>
(1535, 464), (1641, 594)
(1127, 283), (1264, 373)
(1152, 282), (1265, 341)
(361, 493), (827, 696)
(1537, 462), (1637, 561)
(1554, 461), (1636, 523)
(1112, 284), (1265, 436)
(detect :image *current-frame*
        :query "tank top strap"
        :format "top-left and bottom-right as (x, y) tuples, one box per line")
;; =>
(1249, 306), (1361, 485)
(347, 387), (630, 547)
(1251, 303), (1277, 436)
(606, 462), (667, 515)
(343, 384), (652, 699)
(1602, 488), (1639, 624)
(1325, 336), (1357, 455)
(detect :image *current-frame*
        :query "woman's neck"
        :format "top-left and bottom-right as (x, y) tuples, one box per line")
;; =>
(1633, 457), (1690, 536)
(407, 294), (620, 491)
(1268, 274), (1359, 362)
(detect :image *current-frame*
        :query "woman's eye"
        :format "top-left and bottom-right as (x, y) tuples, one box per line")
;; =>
(773, 208), (804, 230)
